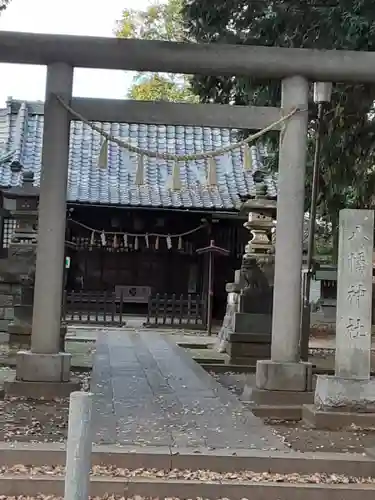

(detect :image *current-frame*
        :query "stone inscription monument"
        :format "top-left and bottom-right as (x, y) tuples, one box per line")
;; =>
(303, 209), (375, 428)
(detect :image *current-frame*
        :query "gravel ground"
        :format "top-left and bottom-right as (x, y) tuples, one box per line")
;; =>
(212, 371), (375, 453)
(0, 372), (90, 443)
(0, 464), (374, 484)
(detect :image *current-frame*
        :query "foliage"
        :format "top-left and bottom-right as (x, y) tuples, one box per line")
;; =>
(128, 73), (198, 102)
(0, 0), (10, 15)
(183, 0), (375, 236)
(115, 0), (197, 102)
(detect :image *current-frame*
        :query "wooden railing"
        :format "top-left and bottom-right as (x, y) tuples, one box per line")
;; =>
(146, 293), (206, 328)
(63, 291), (126, 326)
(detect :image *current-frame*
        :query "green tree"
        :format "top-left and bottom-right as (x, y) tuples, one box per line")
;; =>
(183, 0), (375, 256)
(0, 0), (11, 15)
(115, 0), (197, 102)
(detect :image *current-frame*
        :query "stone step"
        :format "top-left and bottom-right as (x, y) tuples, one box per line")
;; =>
(1, 474), (374, 499)
(1, 443), (374, 476)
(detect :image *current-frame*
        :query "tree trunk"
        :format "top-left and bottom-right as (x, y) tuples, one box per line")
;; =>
(331, 213), (339, 264)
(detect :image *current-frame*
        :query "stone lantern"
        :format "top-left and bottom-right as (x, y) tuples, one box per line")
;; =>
(0, 171), (39, 346)
(239, 171), (277, 314)
(217, 169), (277, 366)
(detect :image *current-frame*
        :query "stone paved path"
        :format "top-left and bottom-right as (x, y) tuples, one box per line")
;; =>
(90, 330), (285, 450)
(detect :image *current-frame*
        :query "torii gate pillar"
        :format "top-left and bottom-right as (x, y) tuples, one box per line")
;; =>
(5, 63), (80, 398)
(255, 76), (313, 395)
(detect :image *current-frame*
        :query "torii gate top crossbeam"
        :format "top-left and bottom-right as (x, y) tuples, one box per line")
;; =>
(1, 31), (375, 83)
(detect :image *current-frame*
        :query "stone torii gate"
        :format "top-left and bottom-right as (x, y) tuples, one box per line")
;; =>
(1, 31), (375, 398)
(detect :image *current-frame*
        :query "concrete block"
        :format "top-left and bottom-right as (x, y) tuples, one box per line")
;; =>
(256, 360), (312, 392)
(0, 283), (13, 293)
(15, 350), (72, 382)
(228, 342), (271, 358)
(314, 375), (375, 412)
(233, 312), (272, 334)
(4, 307), (14, 320)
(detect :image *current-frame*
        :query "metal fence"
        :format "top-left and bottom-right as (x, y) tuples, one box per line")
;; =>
(145, 293), (206, 328)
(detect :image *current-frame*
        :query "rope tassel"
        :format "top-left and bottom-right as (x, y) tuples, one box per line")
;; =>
(243, 144), (253, 171)
(100, 230), (106, 246)
(135, 155), (145, 186)
(166, 235), (172, 250)
(171, 161), (182, 191)
(207, 157), (217, 187)
(98, 139), (108, 169)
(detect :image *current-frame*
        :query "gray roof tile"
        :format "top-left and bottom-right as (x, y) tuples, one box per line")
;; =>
(0, 99), (277, 210)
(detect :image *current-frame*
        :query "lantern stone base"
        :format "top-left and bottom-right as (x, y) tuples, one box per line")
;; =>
(4, 350), (80, 399)
(255, 360), (313, 392)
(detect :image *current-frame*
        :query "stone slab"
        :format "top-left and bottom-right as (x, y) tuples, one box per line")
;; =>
(245, 387), (314, 406)
(15, 350), (71, 382)
(256, 360), (313, 392)
(4, 378), (80, 400)
(90, 330), (285, 450)
(8, 323), (32, 335)
(302, 404), (375, 430)
(314, 374), (375, 412)
(233, 312), (272, 334)
(251, 404), (302, 420)
(228, 332), (271, 343)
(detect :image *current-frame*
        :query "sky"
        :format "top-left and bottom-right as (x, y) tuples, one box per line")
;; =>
(0, 0), (152, 107)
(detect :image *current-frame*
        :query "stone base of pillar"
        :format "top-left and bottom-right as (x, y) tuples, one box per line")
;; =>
(4, 378), (81, 400)
(15, 350), (71, 382)
(256, 360), (313, 392)
(315, 375), (375, 412)
(302, 375), (375, 429)
(243, 383), (313, 421)
(4, 350), (80, 400)
(302, 404), (375, 430)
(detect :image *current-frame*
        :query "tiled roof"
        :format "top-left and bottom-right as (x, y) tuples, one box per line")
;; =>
(0, 99), (277, 210)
